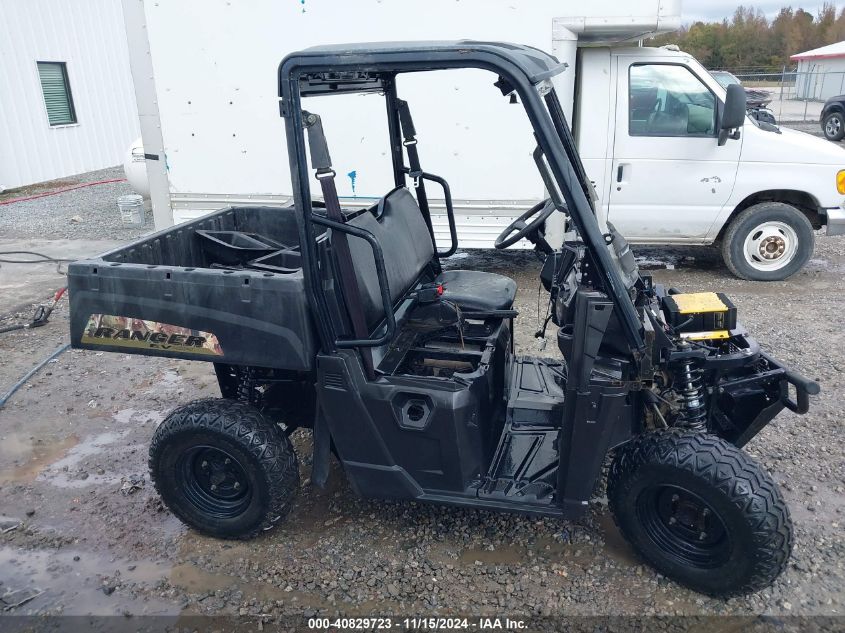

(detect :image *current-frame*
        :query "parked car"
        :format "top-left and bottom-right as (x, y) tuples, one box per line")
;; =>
(821, 94), (845, 141)
(710, 70), (778, 125)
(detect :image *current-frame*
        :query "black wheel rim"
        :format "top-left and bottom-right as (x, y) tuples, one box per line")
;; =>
(177, 445), (252, 518)
(636, 484), (732, 569)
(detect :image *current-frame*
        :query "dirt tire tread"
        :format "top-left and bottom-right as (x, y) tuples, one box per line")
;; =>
(149, 398), (299, 539)
(607, 430), (792, 596)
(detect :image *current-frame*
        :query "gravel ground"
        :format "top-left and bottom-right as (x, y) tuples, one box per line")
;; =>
(0, 163), (842, 628)
(784, 120), (827, 138)
(0, 166), (153, 241)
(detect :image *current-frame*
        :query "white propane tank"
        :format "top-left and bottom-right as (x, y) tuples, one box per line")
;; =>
(123, 137), (150, 198)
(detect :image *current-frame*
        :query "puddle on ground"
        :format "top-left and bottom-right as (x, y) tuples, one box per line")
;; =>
(36, 431), (129, 488)
(442, 534), (574, 568)
(0, 408), (164, 488)
(170, 562), (289, 603)
(596, 511), (639, 567)
(112, 408), (165, 427)
(0, 434), (80, 484)
(170, 562), (234, 594)
(0, 546), (176, 615)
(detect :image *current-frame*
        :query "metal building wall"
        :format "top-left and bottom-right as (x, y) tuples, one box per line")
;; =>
(794, 57), (845, 102)
(0, 0), (140, 190)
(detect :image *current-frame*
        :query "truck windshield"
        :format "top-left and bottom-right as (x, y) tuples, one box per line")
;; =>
(710, 71), (741, 88)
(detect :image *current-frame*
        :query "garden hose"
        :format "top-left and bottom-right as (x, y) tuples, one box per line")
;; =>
(0, 287), (67, 334)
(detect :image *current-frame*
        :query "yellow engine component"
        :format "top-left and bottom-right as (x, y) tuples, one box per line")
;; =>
(662, 292), (737, 340)
(670, 292), (729, 314)
(680, 330), (731, 341)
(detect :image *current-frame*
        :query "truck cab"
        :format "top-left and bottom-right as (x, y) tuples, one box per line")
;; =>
(573, 45), (845, 280)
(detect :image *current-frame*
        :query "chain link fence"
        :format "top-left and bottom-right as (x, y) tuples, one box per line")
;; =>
(714, 67), (841, 123)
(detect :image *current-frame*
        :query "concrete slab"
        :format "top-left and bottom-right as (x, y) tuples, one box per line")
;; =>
(0, 238), (122, 315)
(770, 96), (824, 123)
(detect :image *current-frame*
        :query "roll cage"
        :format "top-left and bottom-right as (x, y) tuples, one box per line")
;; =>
(277, 41), (646, 356)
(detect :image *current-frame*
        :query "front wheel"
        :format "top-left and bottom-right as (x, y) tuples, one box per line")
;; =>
(721, 202), (814, 281)
(149, 398), (299, 539)
(607, 431), (793, 597)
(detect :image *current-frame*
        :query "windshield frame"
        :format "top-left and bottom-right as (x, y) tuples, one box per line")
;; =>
(279, 46), (646, 353)
(524, 84), (645, 351)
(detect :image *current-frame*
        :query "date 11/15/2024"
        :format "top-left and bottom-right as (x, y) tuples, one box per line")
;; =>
(307, 617), (528, 630)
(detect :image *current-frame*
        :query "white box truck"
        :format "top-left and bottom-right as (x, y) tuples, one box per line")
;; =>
(123, 0), (845, 280)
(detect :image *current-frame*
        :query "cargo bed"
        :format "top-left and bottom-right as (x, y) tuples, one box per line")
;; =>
(68, 206), (322, 371)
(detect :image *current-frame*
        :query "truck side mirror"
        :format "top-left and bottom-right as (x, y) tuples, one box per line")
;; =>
(719, 84), (747, 146)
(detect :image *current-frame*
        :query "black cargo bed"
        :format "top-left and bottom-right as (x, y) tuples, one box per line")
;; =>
(68, 206), (321, 371)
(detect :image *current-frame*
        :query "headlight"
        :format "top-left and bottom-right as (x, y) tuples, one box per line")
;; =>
(838, 170), (845, 194)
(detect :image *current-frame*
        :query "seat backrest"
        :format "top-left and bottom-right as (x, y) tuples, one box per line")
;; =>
(344, 187), (434, 328)
(647, 107), (689, 135)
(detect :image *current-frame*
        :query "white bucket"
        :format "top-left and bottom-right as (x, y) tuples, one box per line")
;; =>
(117, 194), (145, 227)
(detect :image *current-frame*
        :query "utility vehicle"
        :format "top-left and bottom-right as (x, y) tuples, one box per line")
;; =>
(68, 41), (819, 597)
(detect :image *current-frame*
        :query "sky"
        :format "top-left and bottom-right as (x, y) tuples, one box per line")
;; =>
(683, 0), (841, 23)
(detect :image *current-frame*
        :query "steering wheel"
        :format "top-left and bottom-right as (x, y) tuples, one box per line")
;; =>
(494, 199), (556, 250)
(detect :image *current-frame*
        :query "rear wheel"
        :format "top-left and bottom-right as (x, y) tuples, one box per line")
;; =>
(607, 431), (793, 597)
(721, 202), (814, 281)
(823, 111), (845, 141)
(149, 398), (299, 539)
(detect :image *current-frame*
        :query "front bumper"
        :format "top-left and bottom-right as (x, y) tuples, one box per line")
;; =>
(824, 206), (845, 235)
(701, 327), (819, 447)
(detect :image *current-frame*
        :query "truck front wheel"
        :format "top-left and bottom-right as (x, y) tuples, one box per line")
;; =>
(607, 431), (793, 597)
(149, 398), (299, 539)
(721, 202), (814, 281)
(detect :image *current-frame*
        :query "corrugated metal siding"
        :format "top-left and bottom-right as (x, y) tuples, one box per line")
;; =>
(0, 0), (140, 189)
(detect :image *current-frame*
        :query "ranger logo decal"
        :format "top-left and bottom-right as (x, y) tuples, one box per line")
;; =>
(82, 314), (223, 356)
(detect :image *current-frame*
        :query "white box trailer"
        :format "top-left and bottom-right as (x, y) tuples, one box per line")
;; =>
(124, 0), (845, 281)
(123, 0), (680, 245)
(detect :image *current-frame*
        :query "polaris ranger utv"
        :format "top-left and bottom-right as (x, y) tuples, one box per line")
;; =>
(68, 42), (819, 596)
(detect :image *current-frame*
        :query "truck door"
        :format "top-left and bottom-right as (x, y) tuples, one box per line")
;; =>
(608, 57), (742, 242)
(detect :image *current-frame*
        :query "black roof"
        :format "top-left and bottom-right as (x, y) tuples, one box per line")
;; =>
(284, 40), (567, 85)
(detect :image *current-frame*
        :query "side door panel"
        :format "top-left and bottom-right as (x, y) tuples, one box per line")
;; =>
(608, 57), (743, 242)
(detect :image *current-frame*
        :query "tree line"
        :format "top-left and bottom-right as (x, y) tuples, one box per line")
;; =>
(650, 3), (845, 72)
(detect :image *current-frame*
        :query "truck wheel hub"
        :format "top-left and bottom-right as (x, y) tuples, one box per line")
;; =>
(759, 235), (786, 259)
(744, 221), (798, 271)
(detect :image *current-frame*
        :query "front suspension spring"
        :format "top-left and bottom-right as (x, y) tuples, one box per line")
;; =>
(673, 360), (707, 431)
